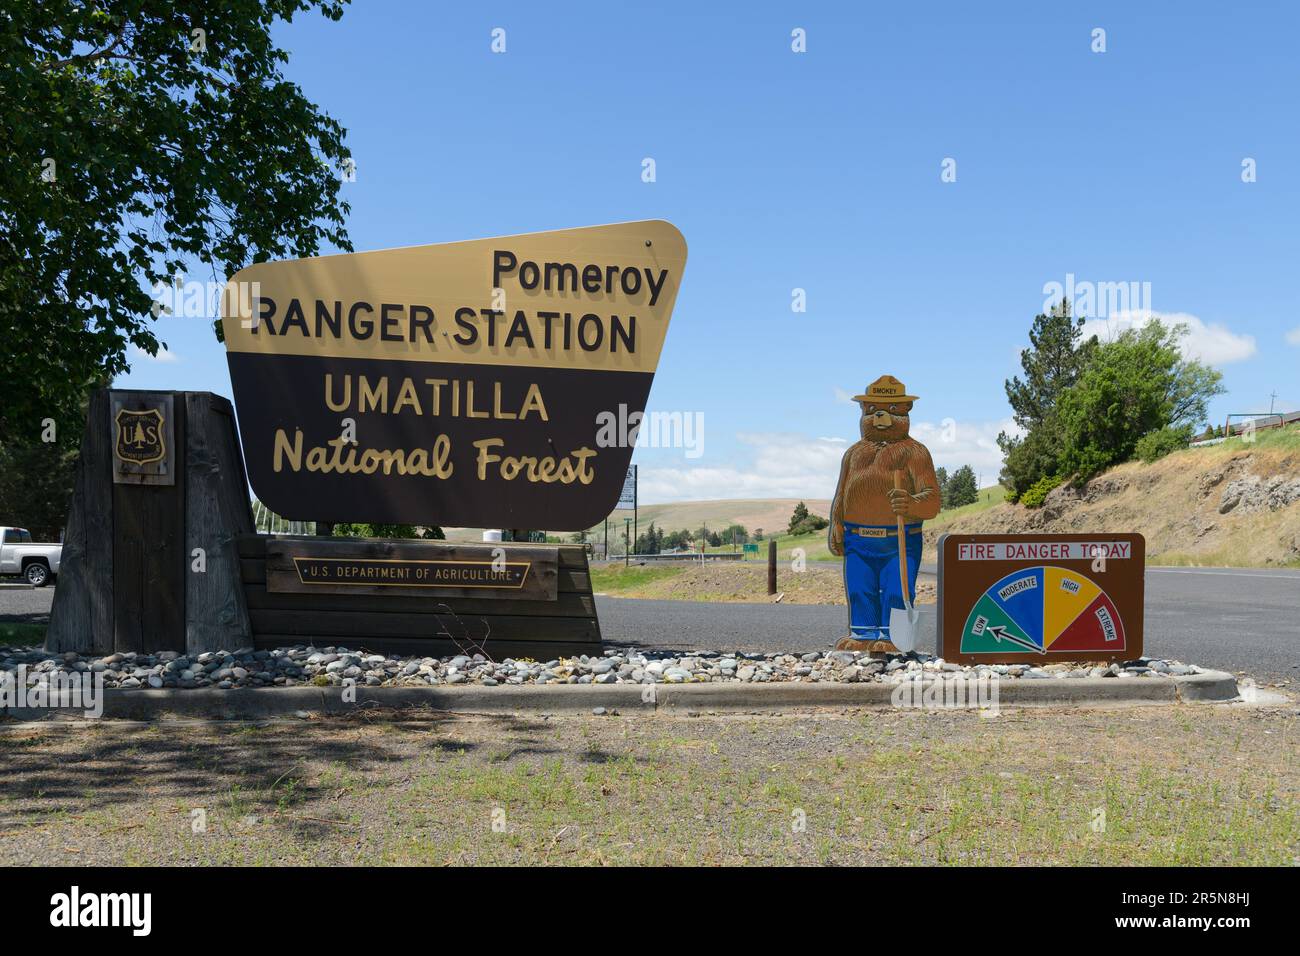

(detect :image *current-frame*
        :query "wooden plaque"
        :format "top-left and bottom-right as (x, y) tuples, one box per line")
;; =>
(265, 536), (558, 601)
(938, 533), (1144, 665)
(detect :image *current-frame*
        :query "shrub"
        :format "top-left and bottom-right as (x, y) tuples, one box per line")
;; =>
(790, 514), (829, 536)
(1135, 425), (1192, 463)
(1020, 474), (1066, 509)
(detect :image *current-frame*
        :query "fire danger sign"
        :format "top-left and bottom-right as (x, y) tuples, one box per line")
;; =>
(937, 532), (1145, 665)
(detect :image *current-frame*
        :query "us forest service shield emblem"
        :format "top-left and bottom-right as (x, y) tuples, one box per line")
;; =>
(115, 408), (166, 465)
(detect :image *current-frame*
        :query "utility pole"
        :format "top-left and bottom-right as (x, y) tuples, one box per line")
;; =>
(1269, 391), (1278, 415)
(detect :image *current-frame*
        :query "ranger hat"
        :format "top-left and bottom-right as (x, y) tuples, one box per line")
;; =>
(853, 374), (919, 403)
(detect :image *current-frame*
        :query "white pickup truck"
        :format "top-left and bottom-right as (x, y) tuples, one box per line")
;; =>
(0, 527), (62, 587)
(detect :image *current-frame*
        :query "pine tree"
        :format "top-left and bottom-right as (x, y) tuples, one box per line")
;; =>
(945, 465), (979, 507)
(788, 502), (810, 533)
(998, 299), (1099, 496)
(1003, 299), (1097, 431)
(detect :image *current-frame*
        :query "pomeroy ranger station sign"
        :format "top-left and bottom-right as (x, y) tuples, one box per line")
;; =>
(220, 221), (687, 530)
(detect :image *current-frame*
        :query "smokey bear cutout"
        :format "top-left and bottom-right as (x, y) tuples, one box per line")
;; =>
(828, 375), (941, 654)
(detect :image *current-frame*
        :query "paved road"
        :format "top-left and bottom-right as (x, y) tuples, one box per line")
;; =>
(0, 585), (51, 624)
(5, 568), (1297, 683)
(598, 566), (1300, 685)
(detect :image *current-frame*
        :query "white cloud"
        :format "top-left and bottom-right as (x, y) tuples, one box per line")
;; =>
(911, 417), (1017, 479)
(129, 344), (179, 363)
(638, 420), (1013, 504)
(1285, 326), (1300, 347)
(1081, 310), (1255, 365)
(639, 432), (848, 503)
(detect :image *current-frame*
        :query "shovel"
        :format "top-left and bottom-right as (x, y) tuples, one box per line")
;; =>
(888, 469), (921, 653)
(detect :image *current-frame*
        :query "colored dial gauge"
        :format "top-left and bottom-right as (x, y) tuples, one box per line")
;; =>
(960, 566), (1124, 656)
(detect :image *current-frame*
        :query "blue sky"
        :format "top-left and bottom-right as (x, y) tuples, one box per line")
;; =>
(118, 0), (1300, 503)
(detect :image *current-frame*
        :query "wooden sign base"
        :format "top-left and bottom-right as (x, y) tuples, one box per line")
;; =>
(47, 389), (254, 656)
(46, 388), (604, 661)
(237, 535), (601, 659)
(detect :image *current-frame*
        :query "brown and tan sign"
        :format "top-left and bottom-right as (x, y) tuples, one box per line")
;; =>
(220, 220), (687, 529)
(937, 532), (1145, 664)
(265, 538), (558, 600)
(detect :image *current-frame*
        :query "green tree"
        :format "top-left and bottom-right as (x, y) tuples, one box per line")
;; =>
(788, 502), (829, 536)
(1000, 426), (1064, 502)
(1, 1), (354, 449)
(1003, 299), (1098, 430)
(1134, 426), (1192, 463)
(0, 439), (78, 540)
(634, 521), (663, 555)
(934, 466), (949, 502)
(1055, 320), (1223, 483)
(718, 523), (748, 546)
(663, 528), (692, 551)
(944, 465), (978, 507)
(787, 502), (810, 534)
(997, 299), (1098, 497)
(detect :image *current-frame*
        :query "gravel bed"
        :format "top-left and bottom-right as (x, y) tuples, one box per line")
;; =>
(1, 644), (1206, 690)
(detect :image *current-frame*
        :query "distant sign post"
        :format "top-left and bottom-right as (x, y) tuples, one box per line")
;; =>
(618, 466), (636, 508)
(616, 465), (638, 555)
(938, 533), (1145, 664)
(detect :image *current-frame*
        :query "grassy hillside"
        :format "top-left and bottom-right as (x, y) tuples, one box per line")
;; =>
(442, 498), (833, 546)
(624, 498), (833, 538)
(930, 427), (1300, 568)
(928, 484), (1007, 529)
(690, 485), (1006, 563)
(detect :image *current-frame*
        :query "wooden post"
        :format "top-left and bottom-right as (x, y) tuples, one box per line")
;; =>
(183, 393), (255, 653)
(47, 389), (254, 656)
(111, 393), (185, 654)
(767, 538), (777, 595)
(44, 390), (113, 655)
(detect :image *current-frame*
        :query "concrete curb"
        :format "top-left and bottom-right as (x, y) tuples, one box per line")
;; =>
(1172, 670), (1241, 702)
(1, 671), (1240, 721)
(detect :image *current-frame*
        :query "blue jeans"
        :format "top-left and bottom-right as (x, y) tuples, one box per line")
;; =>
(843, 522), (923, 640)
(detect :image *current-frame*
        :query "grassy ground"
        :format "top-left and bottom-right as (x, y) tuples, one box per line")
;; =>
(590, 561), (937, 605)
(1189, 426), (1300, 456)
(587, 487), (1003, 603)
(0, 703), (1294, 865)
(927, 484), (1008, 528)
(0, 623), (44, 646)
(588, 564), (685, 593)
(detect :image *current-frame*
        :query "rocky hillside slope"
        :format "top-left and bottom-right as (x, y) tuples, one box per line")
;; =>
(923, 434), (1300, 567)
